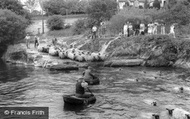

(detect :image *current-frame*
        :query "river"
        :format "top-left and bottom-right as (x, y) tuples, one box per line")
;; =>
(0, 59), (190, 119)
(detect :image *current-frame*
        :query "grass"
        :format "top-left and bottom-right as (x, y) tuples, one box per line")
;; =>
(31, 14), (87, 20)
(46, 28), (73, 37)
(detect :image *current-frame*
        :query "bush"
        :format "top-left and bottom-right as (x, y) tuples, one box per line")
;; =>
(46, 15), (65, 30)
(107, 14), (126, 34)
(73, 19), (87, 35)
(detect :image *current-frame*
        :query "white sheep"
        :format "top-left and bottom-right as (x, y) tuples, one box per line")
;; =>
(143, 99), (157, 106)
(159, 108), (174, 119)
(140, 112), (159, 119)
(173, 108), (190, 119)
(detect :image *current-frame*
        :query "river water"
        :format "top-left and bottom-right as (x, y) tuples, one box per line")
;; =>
(0, 59), (190, 119)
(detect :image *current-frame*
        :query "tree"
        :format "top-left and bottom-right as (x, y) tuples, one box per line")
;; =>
(0, 0), (31, 22)
(144, 0), (149, 9)
(43, 0), (66, 15)
(167, 0), (177, 10)
(86, 0), (117, 26)
(0, 9), (28, 56)
(155, 2), (190, 25)
(153, 0), (161, 9)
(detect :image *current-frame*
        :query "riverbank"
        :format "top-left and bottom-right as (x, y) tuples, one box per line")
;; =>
(2, 34), (190, 70)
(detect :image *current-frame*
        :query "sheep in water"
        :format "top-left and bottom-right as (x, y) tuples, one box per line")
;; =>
(140, 112), (160, 119)
(152, 114), (160, 119)
(159, 108), (174, 119)
(143, 99), (157, 106)
(172, 108), (190, 119)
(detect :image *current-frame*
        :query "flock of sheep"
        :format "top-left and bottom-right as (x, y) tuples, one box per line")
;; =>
(37, 44), (107, 62)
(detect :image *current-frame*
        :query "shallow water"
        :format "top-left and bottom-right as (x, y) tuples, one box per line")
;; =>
(0, 59), (190, 119)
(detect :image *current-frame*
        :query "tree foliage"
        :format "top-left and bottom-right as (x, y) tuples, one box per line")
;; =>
(0, 0), (31, 22)
(153, 0), (161, 9)
(155, 1), (190, 25)
(42, 0), (88, 15)
(86, 0), (117, 25)
(0, 9), (28, 45)
(46, 15), (65, 30)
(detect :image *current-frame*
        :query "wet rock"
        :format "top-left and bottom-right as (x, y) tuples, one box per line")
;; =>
(104, 59), (144, 67)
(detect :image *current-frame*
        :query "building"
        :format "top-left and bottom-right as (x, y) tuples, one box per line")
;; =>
(116, 0), (167, 9)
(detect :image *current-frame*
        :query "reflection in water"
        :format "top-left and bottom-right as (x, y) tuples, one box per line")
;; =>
(0, 59), (190, 119)
(0, 60), (33, 83)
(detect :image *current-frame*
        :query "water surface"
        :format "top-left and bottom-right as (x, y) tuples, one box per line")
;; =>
(0, 60), (190, 119)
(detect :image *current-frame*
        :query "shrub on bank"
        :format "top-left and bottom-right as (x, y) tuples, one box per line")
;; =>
(73, 19), (87, 35)
(46, 15), (65, 30)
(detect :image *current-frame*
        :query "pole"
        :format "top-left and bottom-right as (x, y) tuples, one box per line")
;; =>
(42, 10), (44, 34)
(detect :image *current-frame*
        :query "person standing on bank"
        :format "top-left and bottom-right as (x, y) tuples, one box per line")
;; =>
(34, 35), (39, 48)
(169, 23), (176, 38)
(92, 25), (98, 39)
(123, 22), (128, 36)
(161, 23), (166, 35)
(25, 34), (30, 49)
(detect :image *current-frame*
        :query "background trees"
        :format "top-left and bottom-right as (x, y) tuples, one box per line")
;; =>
(0, 0), (30, 57)
(86, 0), (117, 26)
(42, 0), (88, 15)
(0, 0), (31, 23)
(153, 0), (161, 9)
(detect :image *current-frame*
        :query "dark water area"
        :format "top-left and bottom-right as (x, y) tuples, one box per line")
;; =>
(0, 59), (190, 119)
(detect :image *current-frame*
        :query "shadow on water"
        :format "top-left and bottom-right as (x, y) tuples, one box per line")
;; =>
(63, 103), (87, 112)
(0, 59), (34, 83)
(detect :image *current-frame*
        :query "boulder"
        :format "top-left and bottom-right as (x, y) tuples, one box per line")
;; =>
(104, 59), (144, 67)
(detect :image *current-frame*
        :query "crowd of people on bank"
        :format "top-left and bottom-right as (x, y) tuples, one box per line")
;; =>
(88, 21), (177, 40)
(123, 21), (176, 38)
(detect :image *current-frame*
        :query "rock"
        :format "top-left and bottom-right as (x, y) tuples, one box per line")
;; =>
(104, 59), (144, 67)
(48, 64), (79, 71)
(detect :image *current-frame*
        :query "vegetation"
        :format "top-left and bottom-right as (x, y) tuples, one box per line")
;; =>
(0, 9), (28, 57)
(86, 0), (117, 25)
(153, 0), (161, 9)
(42, 0), (88, 15)
(155, 1), (190, 25)
(105, 35), (190, 67)
(46, 15), (65, 30)
(0, 0), (31, 23)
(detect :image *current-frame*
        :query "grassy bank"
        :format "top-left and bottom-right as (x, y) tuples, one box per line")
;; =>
(103, 34), (190, 67)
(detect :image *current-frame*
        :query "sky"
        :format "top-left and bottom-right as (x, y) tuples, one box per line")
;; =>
(19, 0), (43, 12)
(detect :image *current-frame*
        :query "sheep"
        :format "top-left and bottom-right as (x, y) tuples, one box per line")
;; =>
(140, 112), (159, 119)
(152, 114), (160, 119)
(143, 99), (157, 106)
(173, 108), (190, 119)
(159, 108), (174, 119)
